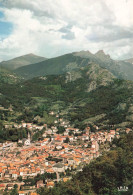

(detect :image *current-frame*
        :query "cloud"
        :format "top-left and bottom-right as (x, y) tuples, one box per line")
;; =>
(87, 25), (133, 42)
(0, 0), (132, 61)
(59, 25), (75, 40)
(62, 32), (75, 40)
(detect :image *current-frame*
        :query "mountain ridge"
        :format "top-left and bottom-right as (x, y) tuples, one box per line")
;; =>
(0, 53), (47, 70)
(1, 50), (133, 81)
(123, 58), (133, 64)
(14, 50), (133, 81)
(1, 62), (133, 128)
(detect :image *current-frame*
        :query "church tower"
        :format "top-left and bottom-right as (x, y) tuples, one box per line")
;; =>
(24, 132), (31, 146)
(28, 132), (31, 140)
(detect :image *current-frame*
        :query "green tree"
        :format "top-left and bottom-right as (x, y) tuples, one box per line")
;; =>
(64, 137), (70, 143)
(10, 184), (18, 195)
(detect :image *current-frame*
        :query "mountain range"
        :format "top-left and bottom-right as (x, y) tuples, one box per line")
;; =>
(0, 50), (133, 129)
(123, 58), (133, 64)
(0, 53), (47, 70)
(0, 50), (133, 81)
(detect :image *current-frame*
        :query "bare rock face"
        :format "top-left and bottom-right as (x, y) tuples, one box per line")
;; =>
(95, 50), (111, 59)
(86, 63), (115, 92)
(73, 50), (94, 58)
(116, 103), (127, 111)
(87, 81), (97, 92)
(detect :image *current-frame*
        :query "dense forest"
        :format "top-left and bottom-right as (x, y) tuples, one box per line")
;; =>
(1, 71), (133, 131)
(37, 132), (133, 195)
(1, 61), (133, 144)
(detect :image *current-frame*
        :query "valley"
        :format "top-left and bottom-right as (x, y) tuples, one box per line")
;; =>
(0, 50), (133, 195)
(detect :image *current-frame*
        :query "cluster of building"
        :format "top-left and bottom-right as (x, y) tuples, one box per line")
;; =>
(0, 117), (132, 194)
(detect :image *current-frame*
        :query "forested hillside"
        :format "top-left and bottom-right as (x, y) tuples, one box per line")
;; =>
(1, 63), (133, 134)
(0, 67), (21, 84)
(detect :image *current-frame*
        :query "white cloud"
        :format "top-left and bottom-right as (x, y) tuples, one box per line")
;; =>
(0, 0), (133, 61)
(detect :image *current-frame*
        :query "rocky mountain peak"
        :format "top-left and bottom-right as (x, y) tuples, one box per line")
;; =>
(95, 50), (110, 59)
(73, 50), (94, 58)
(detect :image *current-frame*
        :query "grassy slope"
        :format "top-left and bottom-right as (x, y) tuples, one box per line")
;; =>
(15, 54), (90, 79)
(0, 53), (46, 70)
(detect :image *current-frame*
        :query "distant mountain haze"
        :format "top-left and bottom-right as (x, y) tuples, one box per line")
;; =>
(0, 53), (47, 70)
(123, 58), (133, 64)
(12, 50), (133, 81)
(14, 53), (90, 79)
(0, 50), (133, 81)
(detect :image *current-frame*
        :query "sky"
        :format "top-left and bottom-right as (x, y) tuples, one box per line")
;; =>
(0, 0), (133, 61)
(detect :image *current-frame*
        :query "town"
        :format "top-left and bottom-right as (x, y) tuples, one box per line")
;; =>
(0, 111), (132, 195)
